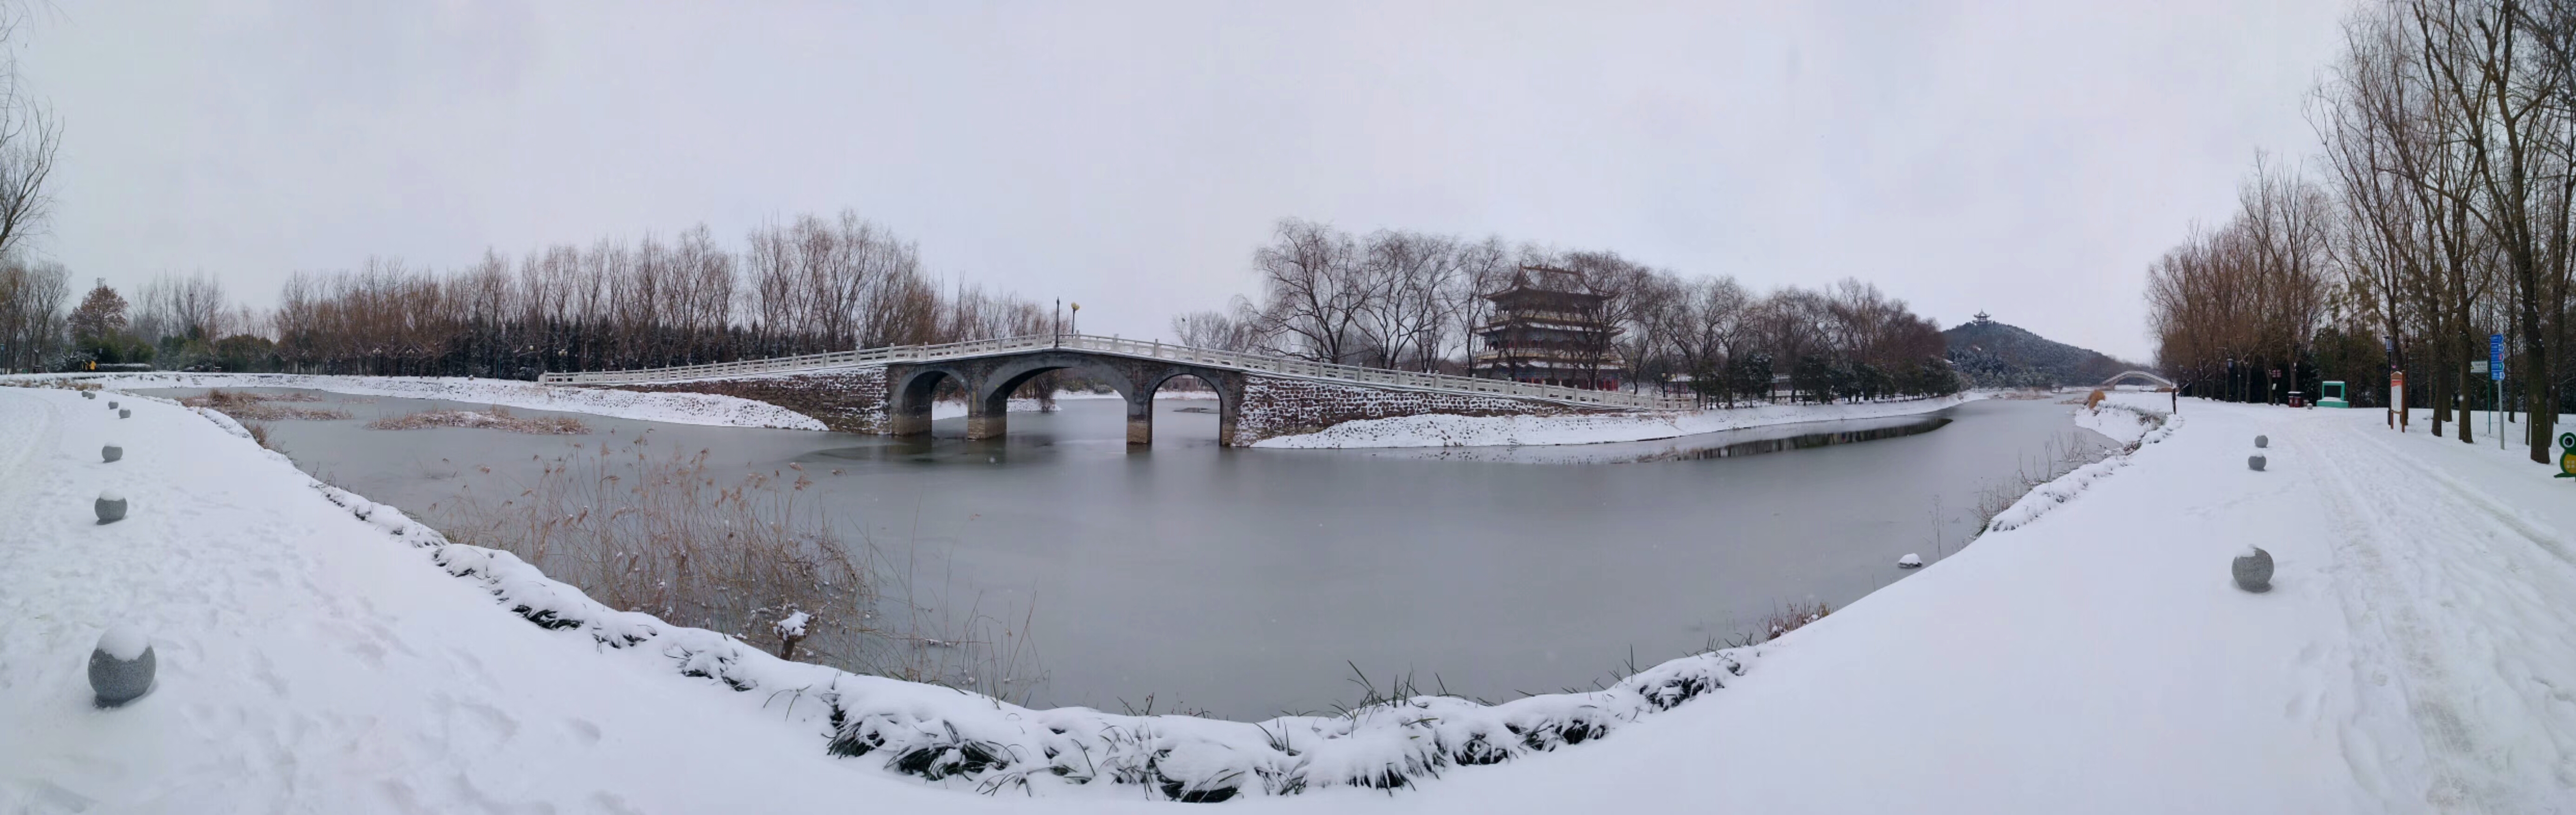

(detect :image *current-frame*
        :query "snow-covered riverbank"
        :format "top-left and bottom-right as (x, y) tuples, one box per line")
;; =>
(5, 387), (2573, 812)
(0, 372), (1200, 428)
(1253, 392), (1982, 448)
(2, 371), (832, 429)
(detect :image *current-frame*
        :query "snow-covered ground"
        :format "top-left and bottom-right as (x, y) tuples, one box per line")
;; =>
(2072, 396), (2171, 447)
(5, 386), (2575, 812)
(1254, 393), (1982, 448)
(1, 372), (831, 430)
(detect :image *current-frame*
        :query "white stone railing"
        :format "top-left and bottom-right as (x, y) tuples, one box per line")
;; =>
(539, 334), (1694, 410)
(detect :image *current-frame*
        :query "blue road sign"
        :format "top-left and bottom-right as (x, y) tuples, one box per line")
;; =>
(2491, 333), (2505, 381)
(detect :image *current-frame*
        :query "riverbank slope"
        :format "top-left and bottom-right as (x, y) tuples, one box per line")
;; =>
(1252, 392), (1981, 448)
(3, 388), (2569, 811)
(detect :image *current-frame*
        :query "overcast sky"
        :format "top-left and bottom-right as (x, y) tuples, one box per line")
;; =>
(24, 0), (2353, 361)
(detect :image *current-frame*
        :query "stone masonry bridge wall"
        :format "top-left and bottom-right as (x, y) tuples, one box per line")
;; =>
(615, 367), (890, 434)
(1233, 376), (1601, 443)
(606, 353), (1629, 445)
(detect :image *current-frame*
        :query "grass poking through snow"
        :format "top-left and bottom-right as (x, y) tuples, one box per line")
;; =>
(181, 388), (352, 421)
(366, 405), (588, 434)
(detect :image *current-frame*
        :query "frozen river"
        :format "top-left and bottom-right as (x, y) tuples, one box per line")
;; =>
(149, 388), (2106, 718)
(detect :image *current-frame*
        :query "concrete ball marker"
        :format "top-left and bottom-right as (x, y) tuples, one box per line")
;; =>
(95, 490), (127, 524)
(89, 626), (157, 708)
(101, 444), (122, 463)
(2255, 435), (2270, 448)
(2248, 454), (2267, 472)
(82, 391), (94, 400)
(106, 401), (117, 410)
(2232, 546), (2275, 593)
(119, 409), (130, 419)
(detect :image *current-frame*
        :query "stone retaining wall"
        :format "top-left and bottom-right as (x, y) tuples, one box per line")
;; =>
(1232, 376), (1617, 444)
(615, 367), (890, 434)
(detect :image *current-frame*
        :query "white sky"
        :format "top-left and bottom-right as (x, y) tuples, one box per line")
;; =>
(24, 0), (2353, 361)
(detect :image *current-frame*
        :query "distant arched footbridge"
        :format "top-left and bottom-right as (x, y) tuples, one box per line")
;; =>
(541, 334), (1686, 446)
(2100, 370), (2178, 389)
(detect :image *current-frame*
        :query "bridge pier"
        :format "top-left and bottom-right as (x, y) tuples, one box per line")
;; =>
(889, 408), (934, 437)
(965, 397), (1008, 440)
(1126, 393), (1155, 445)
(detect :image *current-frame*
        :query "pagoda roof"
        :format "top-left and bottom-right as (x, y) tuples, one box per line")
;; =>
(1482, 265), (1605, 301)
(1486, 285), (1608, 303)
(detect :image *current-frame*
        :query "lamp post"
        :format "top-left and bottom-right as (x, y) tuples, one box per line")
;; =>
(1054, 299), (1062, 347)
(1070, 302), (1081, 340)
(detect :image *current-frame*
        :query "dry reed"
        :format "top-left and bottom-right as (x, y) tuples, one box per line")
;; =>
(1762, 601), (1832, 641)
(182, 388), (352, 421)
(432, 442), (1045, 702)
(367, 405), (588, 434)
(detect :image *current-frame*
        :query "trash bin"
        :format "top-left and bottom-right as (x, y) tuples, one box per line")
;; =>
(2288, 391), (2305, 408)
(2318, 381), (2350, 408)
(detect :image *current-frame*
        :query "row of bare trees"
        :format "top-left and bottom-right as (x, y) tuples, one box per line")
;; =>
(2146, 158), (2337, 408)
(0, 211), (1057, 378)
(1193, 218), (1956, 403)
(264, 213), (1054, 377)
(2150, 0), (2576, 463)
(0, 256), (66, 371)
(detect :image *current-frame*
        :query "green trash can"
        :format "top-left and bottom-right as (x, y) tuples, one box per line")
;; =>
(2317, 381), (2350, 408)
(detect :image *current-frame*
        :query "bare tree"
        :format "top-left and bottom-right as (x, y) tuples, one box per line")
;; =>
(1170, 303), (1256, 351)
(0, 4), (57, 260)
(0, 257), (65, 370)
(1248, 218), (1370, 364)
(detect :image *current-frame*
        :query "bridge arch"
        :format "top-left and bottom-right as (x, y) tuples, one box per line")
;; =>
(975, 353), (1144, 441)
(887, 366), (962, 437)
(1137, 370), (1242, 446)
(2100, 370), (2177, 389)
(886, 351), (1248, 446)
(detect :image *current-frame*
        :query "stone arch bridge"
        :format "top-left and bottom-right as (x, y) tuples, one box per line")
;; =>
(2100, 370), (2178, 389)
(541, 334), (1687, 446)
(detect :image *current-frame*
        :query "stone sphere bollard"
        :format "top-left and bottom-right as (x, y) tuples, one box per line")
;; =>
(2233, 546), (2275, 593)
(102, 444), (122, 463)
(82, 391), (94, 400)
(119, 408), (130, 419)
(2248, 454), (2267, 471)
(89, 626), (156, 707)
(2255, 435), (2270, 448)
(107, 401), (118, 410)
(95, 490), (126, 524)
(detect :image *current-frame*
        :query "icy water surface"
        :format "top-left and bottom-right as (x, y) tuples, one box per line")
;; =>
(148, 389), (2107, 718)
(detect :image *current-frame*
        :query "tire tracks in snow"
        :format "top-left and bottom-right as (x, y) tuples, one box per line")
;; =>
(2297, 417), (2576, 813)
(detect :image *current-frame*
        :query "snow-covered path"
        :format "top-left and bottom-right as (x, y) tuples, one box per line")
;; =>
(5, 388), (2573, 813)
(0, 387), (1003, 814)
(2294, 410), (2576, 812)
